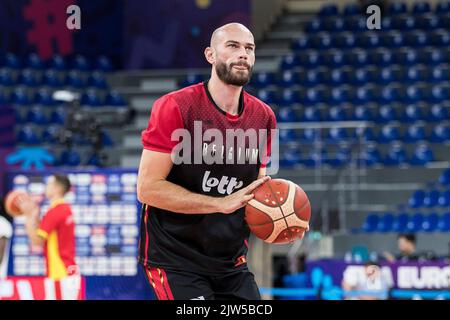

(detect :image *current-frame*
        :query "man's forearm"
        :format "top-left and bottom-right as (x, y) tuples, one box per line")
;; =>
(25, 212), (44, 246)
(138, 180), (221, 214)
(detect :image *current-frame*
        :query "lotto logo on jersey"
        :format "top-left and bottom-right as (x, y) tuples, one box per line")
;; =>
(201, 171), (243, 195)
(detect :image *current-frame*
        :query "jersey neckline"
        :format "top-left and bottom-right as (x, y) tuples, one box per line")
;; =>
(203, 80), (245, 121)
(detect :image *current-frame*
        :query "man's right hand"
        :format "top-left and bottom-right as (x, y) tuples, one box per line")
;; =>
(217, 176), (271, 214)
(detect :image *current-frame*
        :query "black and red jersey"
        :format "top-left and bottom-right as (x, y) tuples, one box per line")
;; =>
(139, 81), (277, 275)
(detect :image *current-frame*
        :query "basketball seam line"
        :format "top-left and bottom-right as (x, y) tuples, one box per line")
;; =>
(267, 181), (293, 242)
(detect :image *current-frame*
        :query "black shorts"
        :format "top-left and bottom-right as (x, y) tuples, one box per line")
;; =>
(142, 265), (261, 300)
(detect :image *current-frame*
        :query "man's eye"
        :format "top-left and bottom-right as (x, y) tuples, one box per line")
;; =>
(228, 44), (238, 48)
(246, 47), (254, 51)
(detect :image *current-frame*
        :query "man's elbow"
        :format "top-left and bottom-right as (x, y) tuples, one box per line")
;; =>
(32, 236), (44, 247)
(137, 183), (156, 205)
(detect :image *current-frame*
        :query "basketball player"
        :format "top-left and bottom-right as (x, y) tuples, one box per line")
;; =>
(20, 174), (80, 299)
(137, 23), (277, 300)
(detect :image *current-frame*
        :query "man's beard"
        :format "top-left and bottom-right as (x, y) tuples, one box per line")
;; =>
(215, 60), (253, 86)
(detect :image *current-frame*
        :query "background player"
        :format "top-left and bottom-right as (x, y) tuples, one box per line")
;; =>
(137, 23), (277, 300)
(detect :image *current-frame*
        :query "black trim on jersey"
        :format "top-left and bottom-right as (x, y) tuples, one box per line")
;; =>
(203, 80), (245, 117)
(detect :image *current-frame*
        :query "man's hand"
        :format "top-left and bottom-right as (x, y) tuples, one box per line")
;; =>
(16, 197), (39, 217)
(218, 176), (271, 214)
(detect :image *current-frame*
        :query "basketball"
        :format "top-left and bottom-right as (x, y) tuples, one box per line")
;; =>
(245, 179), (311, 244)
(4, 189), (32, 217)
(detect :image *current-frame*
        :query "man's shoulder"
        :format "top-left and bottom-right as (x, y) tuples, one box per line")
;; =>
(161, 82), (205, 104)
(244, 91), (276, 118)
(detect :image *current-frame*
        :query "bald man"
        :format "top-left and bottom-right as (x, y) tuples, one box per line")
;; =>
(137, 23), (277, 300)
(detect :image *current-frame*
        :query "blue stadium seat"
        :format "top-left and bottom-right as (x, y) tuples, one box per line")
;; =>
(381, 16), (393, 30)
(318, 4), (338, 16)
(301, 128), (319, 142)
(436, 1), (450, 13)
(402, 104), (425, 123)
(303, 148), (328, 167)
(343, 3), (361, 15)
(432, 30), (450, 46)
(404, 124), (426, 143)
(324, 50), (345, 67)
(393, 213), (409, 232)
(424, 190), (440, 208)
(413, 2), (431, 14)
(42, 69), (62, 88)
(17, 126), (40, 145)
(331, 145), (351, 167)
(345, 16), (367, 32)
(422, 213), (439, 232)
(10, 88), (30, 105)
(353, 105), (374, 121)
(431, 64), (450, 82)
(279, 129), (298, 143)
(26, 106), (47, 125)
(438, 212), (450, 232)
(49, 55), (66, 71)
(279, 89), (301, 106)
(438, 190), (450, 207)
(88, 72), (108, 89)
(360, 143), (381, 166)
(181, 73), (203, 87)
(257, 89), (278, 105)
(371, 49), (394, 66)
(280, 54), (300, 70)
(430, 84), (450, 102)
(105, 90), (126, 106)
(4, 53), (21, 69)
(65, 71), (85, 88)
(305, 86), (328, 105)
(328, 105), (348, 121)
(42, 125), (61, 144)
(396, 48), (420, 65)
(362, 214), (380, 233)
(303, 69), (327, 87)
(428, 104), (449, 122)
(0, 68), (14, 86)
(302, 107), (321, 122)
(335, 32), (356, 49)
(352, 67), (377, 84)
(377, 67), (402, 84)
(305, 18), (323, 33)
(34, 89), (55, 106)
(407, 213), (424, 232)
(327, 127), (348, 142)
(18, 69), (39, 87)
(439, 169), (450, 186)
(253, 72), (275, 88)
(26, 53), (43, 70)
(378, 125), (401, 143)
(299, 50), (322, 68)
(280, 145), (301, 168)
(380, 84), (404, 102)
(292, 36), (311, 51)
(410, 143), (435, 166)
(96, 55), (113, 72)
(388, 2), (407, 15)
(347, 50), (370, 67)
(405, 84), (429, 102)
(405, 65), (429, 83)
(312, 33), (333, 49)
(60, 150), (81, 166)
(323, 17), (345, 32)
(355, 85), (377, 104)
(278, 70), (300, 87)
(72, 55), (90, 71)
(383, 31), (405, 48)
(409, 189), (426, 208)
(406, 30), (429, 47)
(358, 33), (382, 48)
(384, 142), (408, 165)
(421, 48), (446, 64)
(50, 107), (66, 125)
(378, 213), (395, 232)
(377, 105), (398, 123)
(354, 126), (376, 141)
(394, 16), (417, 30)
(277, 107), (299, 122)
(81, 89), (103, 107)
(430, 124), (450, 142)
(329, 85), (353, 104)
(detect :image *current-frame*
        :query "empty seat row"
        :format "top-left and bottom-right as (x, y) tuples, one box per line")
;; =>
(409, 189), (450, 208)
(0, 53), (113, 72)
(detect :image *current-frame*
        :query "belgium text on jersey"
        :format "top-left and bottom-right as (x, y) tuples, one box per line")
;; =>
(169, 121), (278, 166)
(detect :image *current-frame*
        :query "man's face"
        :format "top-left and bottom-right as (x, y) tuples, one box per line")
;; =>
(45, 176), (58, 199)
(212, 29), (255, 86)
(398, 237), (414, 254)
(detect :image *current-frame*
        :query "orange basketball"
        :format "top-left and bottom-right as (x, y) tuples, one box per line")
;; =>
(245, 179), (311, 244)
(4, 189), (31, 217)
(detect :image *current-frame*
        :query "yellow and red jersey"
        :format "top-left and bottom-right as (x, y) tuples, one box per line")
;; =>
(36, 199), (77, 280)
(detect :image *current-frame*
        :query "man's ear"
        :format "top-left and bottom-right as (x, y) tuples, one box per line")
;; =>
(204, 47), (215, 65)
